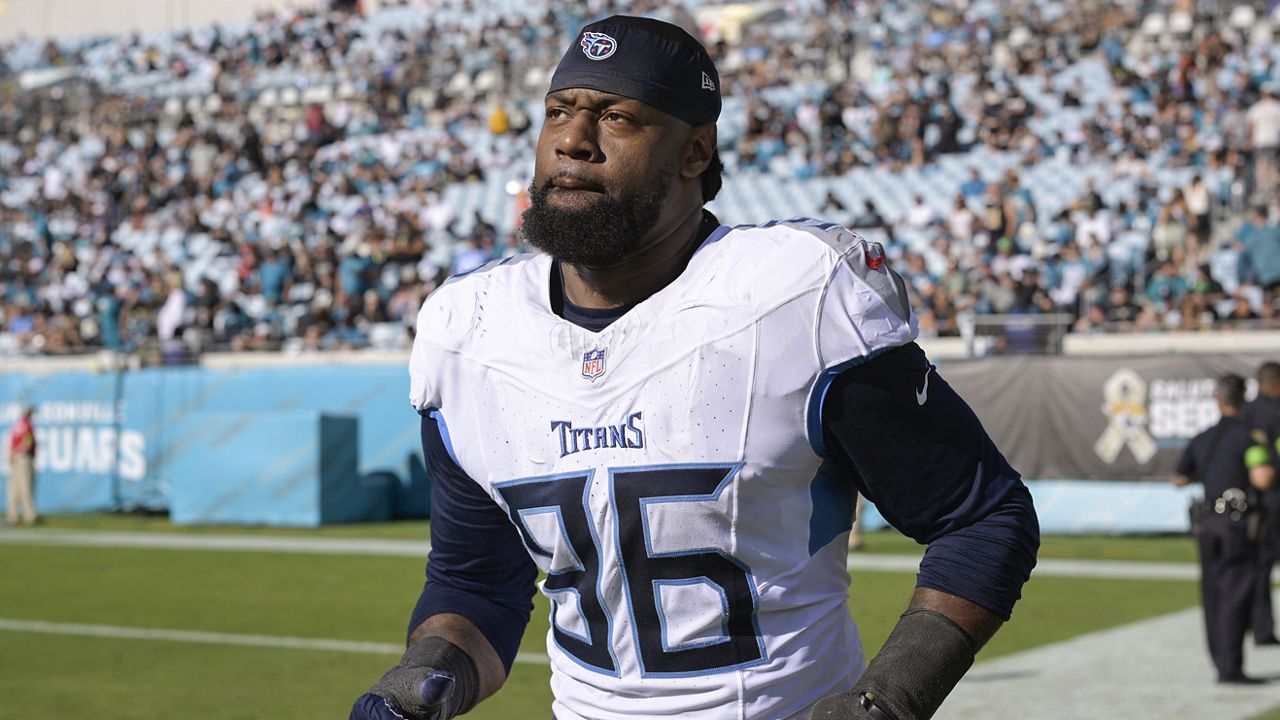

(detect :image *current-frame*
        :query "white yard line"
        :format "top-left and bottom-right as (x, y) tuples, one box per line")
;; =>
(0, 529), (432, 556)
(0, 617), (551, 665)
(0, 529), (1200, 580)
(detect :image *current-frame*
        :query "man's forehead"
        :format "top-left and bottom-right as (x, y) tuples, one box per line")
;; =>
(545, 88), (657, 111)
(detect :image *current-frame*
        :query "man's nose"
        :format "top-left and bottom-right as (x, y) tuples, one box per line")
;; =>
(555, 114), (601, 162)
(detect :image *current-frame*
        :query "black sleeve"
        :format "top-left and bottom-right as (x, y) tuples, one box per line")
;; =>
(1175, 434), (1198, 480)
(407, 413), (539, 673)
(820, 342), (1039, 620)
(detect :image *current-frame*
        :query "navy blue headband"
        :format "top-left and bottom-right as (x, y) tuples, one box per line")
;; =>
(548, 15), (721, 126)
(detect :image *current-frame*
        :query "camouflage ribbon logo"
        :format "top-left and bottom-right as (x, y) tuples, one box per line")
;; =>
(1094, 369), (1158, 464)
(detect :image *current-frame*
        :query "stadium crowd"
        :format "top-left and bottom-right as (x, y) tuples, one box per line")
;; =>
(0, 0), (1279, 359)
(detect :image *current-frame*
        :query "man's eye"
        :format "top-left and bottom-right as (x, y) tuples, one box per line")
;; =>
(546, 108), (566, 119)
(602, 111), (626, 123)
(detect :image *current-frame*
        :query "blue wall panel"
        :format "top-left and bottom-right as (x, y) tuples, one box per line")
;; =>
(0, 364), (425, 520)
(859, 480), (1204, 535)
(319, 415), (394, 524)
(169, 411), (382, 527)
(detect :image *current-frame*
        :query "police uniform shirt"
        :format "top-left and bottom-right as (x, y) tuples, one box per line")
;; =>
(1177, 416), (1271, 500)
(1243, 395), (1280, 452)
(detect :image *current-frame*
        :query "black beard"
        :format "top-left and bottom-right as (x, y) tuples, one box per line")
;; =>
(521, 173), (671, 267)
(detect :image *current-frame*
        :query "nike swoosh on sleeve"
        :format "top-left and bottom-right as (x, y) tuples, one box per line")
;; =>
(915, 367), (931, 406)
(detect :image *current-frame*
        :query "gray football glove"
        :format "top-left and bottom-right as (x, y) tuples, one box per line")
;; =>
(352, 636), (479, 720)
(810, 608), (975, 720)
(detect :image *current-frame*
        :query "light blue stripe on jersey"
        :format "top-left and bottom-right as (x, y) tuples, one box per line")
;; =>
(427, 409), (463, 467)
(808, 458), (856, 556)
(805, 346), (895, 457)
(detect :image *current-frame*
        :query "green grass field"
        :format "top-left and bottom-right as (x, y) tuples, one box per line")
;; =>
(0, 516), (1270, 719)
(24, 513), (1203, 562)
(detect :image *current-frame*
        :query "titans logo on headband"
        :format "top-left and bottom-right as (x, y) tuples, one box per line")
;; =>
(580, 32), (618, 60)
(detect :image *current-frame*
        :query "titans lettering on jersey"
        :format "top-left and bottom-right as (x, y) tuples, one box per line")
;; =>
(552, 411), (644, 458)
(408, 218), (917, 720)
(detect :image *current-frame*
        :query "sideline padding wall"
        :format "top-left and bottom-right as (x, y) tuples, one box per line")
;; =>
(169, 412), (382, 527)
(0, 364), (425, 519)
(2, 350), (1278, 532)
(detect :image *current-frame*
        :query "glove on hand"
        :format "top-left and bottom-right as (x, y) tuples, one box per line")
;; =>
(349, 676), (451, 720)
(349, 637), (478, 720)
(810, 608), (976, 720)
(811, 689), (908, 720)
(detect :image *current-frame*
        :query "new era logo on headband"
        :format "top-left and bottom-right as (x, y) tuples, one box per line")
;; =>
(701, 71), (716, 91)
(581, 32), (617, 60)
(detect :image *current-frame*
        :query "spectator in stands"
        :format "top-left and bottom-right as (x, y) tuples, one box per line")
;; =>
(1012, 267), (1053, 314)
(1104, 285), (1142, 326)
(1076, 178), (1106, 215)
(1172, 292), (1218, 330)
(1247, 85), (1280, 198)
(1111, 149), (1153, 182)
(947, 193), (978, 248)
(960, 167), (986, 199)
(848, 200), (894, 242)
(904, 194), (936, 229)
(935, 103), (963, 154)
(259, 249), (292, 304)
(1238, 205), (1280, 292)
(819, 190), (845, 215)
(1146, 261), (1189, 307)
(1003, 169), (1036, 233)
(1153, 189), (1191, 263)
(1225, 294), (1261, 324)
(1072, 303), (1109, 333)
(1184, 174), (1213, 253)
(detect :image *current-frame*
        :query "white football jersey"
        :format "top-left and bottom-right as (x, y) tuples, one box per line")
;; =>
(409, 218), (918, 720)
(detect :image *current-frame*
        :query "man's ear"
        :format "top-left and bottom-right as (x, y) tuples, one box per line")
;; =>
(680, 124), (717, 179)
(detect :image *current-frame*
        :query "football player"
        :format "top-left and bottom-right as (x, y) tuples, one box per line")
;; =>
(351, 15), (1039, 720)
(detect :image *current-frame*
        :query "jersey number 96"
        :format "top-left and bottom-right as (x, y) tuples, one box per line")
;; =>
(495, 464), (767, 678)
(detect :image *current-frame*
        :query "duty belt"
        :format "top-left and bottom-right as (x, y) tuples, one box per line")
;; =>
(1203, 488), (1253, 519)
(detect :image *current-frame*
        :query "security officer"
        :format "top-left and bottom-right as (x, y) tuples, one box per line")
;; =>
(1174, 374), (1275, 684)
(1244, 361), (1280, 645)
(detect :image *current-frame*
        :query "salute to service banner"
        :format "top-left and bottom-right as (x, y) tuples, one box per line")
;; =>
(938, 352), (1276, 482)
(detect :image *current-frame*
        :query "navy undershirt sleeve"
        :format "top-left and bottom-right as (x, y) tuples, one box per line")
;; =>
(408, 413), (538, 673)
(820, 342), (1039, 620)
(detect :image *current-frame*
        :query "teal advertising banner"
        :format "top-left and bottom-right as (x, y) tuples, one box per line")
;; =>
(0, 364), (426, 521)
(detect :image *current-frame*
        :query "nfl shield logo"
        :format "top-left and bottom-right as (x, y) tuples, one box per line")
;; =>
(582, 349), (606, 380)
